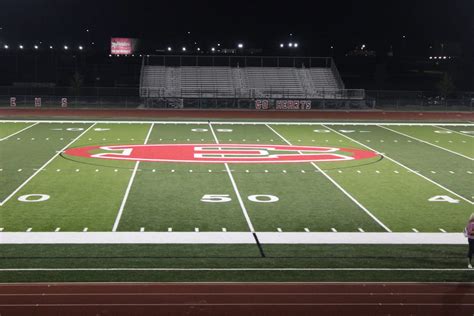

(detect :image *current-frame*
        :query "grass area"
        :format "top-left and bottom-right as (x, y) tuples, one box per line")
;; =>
(0, 120), (473, 282)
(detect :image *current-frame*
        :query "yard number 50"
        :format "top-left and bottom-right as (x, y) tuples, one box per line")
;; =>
(201, 194), (279, 203)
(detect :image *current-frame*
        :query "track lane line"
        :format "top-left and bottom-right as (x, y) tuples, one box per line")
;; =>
(0, 122), (40, 141)
(0, 123), (97, 206)
(378, 125), (474, 161)
(266, 124), (391, 232)
(322, 125), (474, 205)
(112, 123), (155, 232)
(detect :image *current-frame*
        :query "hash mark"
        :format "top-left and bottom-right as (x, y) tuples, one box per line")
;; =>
(83, 228), (88, 232)
(375, 170), (380, 173)
(222, 228), (227, 232)
(304, 228), (310, 232)
(331, 228), (337, 232)
(412, 228), (419, 233)
(26, 228), (32, 232)
(152, 169), (156, 172)
(195, 227), (199, 232)
(338, 170), (342, 173)
(114, 169), (118, 172)
(140, 227), (145, 232)
(189, 170), (193, 173)
(431, 171), (436, 174)
(168, 227), (172, 232)
(356, 170), (361, 174)
(208, 170), (212, 173)
(358, 228), (365, 232)
(277, 228), (282, 232)
(439, 228), (447, 233)
(95, 169), (99, 172)
(17, 169), (22, 172)
(171, 170), (175, 173)
(301, 170), (306, 173)
(394, 170), (399, 174)
(55, 227), (60, 232)
(56, 169), (61, 172)
(468, 171), (473, 174)
(449, 171), (455, 174)
(264, 170), (269, 173)
(0, 228), (4, 232)
(282, 170), (287, 173)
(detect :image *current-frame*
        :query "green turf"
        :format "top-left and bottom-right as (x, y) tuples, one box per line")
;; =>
(0, 120), (473, 282)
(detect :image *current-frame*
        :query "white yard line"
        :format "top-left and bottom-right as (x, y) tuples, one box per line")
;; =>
(208, 122), (256, 232)
(322, 124), (474, 205)
(0, 120), (473, 126)
(0, 232), (464, 244)
(378, 125), (474, 161)
(0, 267), (468, 272)
(0, 123), (97, 206)
(435, 125), (474, 138)
(112, 123), (155, 232)
(266, 124), (391, 232)
(0, 122), (40, 141)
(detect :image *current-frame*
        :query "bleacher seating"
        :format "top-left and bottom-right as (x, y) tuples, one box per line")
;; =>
(140, 63), (351, 99)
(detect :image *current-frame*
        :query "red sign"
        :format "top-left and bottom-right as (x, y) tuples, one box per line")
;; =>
(64, 144), (378, 164)
(111, 38), (133, 55)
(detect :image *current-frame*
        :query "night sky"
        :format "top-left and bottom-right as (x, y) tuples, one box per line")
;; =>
(0, 0), (472, 53)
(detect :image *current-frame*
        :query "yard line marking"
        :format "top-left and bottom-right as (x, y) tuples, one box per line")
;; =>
(55, 228), (60, 232)
(358, 228), (365, 232)
(378, 125), (474, 161)
(0, 122), (39, 141)
(83, 228), (88, 232)
(0, 123), (97, 207)
(322, 125), (474, 205)
(435, 126), (474, 138)
(267, 124), (391, 232)
(449, 171), (455, 174)
(331, 228), (338, 232)
(412, 228), (419, 233)
(439, 228), (447, 233)
(209, 123), (258, 240)
(112, 123), (155, 232)
(304, 228), (310, 232)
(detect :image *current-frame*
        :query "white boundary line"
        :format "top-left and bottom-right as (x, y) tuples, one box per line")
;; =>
(0, 268), (469, 272)
(0, 122), (39, 141)
(208, 122), (256, 233)
(0, 120), (473, 126)
(378, 125), (474, 161)
(322, 124), (474, 205)
(266, 124), (391, 232)
(0, 123), (97, 206)
(112, 123), (155, 232)
(435, 125), (474, 138)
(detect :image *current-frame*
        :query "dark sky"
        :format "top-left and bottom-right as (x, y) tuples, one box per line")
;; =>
(0, 0), (472, 53)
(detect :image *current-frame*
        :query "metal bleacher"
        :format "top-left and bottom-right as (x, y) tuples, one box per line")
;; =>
(140, 56), (363, 100)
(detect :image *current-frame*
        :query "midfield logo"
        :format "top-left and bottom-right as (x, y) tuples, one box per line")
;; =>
(64, 144), (378, 164)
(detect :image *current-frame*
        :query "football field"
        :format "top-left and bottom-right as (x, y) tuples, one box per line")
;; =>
(0, 119), (473, 282)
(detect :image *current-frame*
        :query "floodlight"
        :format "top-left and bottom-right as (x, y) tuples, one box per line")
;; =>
(78, 46), (83, 50)
(3, 45), (8, 49)
(64, 45), (69, 50)
(49, 45), (53, 49)
(19, 44), (24, 49)
(34, 45), (39, 49)
(237, 43), (243, 48)
(167, 47), (172, 51)
(294, 43), (298, 48)
(280, 43), (284, 48)
(288, 43), (293, 47)
(211, 47), (215, 52)
(182, 47), (186, 51)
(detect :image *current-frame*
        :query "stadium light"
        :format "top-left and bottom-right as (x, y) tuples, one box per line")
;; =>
(429, 56), (433, 59)
(49, 45), (53, 49)
(197, 47), (201, 51)
(167, 46), (172, 51)
(237, 43), (244, 49)
(211, 47), (215, 52)
(34, 45), (39, 50)
(217, 43), (221, 47)
(19, 44), (24, 49)
(4, 44), (8, 49)
(182, 47), (186, 52)
(294, 43), (299, 48)
(78, 45), (83, 50)
(443, 56), (447, 59)
(280, 43), (284, 48)
(288, 43), (293, 47)
(64, 45), (69, 50)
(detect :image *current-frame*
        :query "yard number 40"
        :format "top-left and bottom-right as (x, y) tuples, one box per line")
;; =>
(201, 194), (279, 203)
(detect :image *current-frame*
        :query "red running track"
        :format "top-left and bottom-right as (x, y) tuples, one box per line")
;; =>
(0, 108), (473, 121)
(0, 282), (473, 315)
